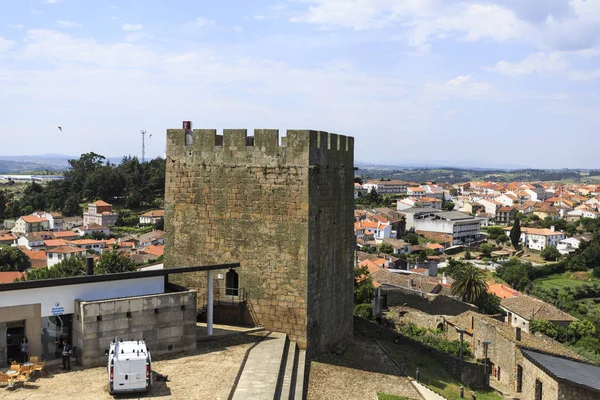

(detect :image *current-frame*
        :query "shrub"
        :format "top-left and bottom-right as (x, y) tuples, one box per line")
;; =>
(354, 304), (374, 320)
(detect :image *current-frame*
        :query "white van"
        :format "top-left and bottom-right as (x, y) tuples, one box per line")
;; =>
(106, 339), (152, 395)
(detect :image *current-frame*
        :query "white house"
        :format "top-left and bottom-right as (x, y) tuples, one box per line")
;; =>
(67, 239), (106, 253)
(17, 232), (52, 249)
(566, 209), (599, 221)
(74, 223), (110, 237)
(12, 216), (50, 234)
(356, 220), (393, 241)
(83, 200), (118, 227)
(137, 230), (165, 248)
(504, 227), (566, 251)
(477, 198), (502, 217)
(557, 237), (581, 255)
(46, 246), (87, 267)
(32, 212), (64, 231)
(495, 193), (518, 207)
(397, 197), (442, 211)
(139, 210), (164, 225)
(407, 186), (427, 198)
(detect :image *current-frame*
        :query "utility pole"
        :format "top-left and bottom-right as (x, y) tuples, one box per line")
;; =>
(141, 130), (147, 163)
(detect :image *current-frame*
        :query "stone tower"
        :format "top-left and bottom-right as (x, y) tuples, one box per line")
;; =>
(164, 127), (354, 356)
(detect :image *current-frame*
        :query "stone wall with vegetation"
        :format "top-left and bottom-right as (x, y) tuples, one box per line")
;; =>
(164, 128), (354, 355)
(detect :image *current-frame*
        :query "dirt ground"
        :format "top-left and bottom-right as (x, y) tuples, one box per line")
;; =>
(0, 333), (265, 400)
(306, 335), (421, 400)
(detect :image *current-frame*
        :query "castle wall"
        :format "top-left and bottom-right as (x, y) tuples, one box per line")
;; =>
(164, 128), (354, 354)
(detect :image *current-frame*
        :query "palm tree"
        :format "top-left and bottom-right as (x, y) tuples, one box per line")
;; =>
(451, 263), (488, 303)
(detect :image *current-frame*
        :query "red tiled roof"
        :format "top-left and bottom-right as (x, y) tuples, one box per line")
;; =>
(68, 239), (105, 246)
(0, 272), (26, 284)
(140, 210), (164, 218)
(44, 239), (68, 247)
(142, 245), (164, 257)
(488, 283), (522, 299)
(52, 231), (79, 239)
(92, 200), (111, 206)
(47, 246), (87, 255)
(20, 216), (48, 224)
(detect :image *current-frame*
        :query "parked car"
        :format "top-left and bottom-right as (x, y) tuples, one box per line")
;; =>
(106, 339), (152, 395)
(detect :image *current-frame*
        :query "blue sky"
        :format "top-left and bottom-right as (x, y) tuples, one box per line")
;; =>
(0, 0), (599, 168)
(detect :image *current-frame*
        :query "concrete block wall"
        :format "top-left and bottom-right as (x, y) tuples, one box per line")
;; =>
(74, 291), (197, 368)
(164, 128), (354, 356)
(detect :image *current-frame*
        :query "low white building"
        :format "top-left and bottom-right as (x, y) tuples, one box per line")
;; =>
(504, 227), (566, 251)
(557, 237), (581, 255)
(566, 209), (599, 221)
(403, 208), (482, 246)
(75, 223), (110, 237)
(139, 210), (164, 225)
(17, 232), (52, 249)
(46, 246), (87, 267)
(363, 180), (408, 195)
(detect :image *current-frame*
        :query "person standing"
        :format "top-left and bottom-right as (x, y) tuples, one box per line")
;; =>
(20, 337), (29, 363)
(61, 340), (72, 371)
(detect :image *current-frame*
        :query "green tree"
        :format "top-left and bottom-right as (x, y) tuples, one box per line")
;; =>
(378, 242), (394, 254)
(479, 243), (493, 257)
(95, 251), (137, 274)
(0, 246), (31, 272)
(509, 217), (522, 248)
(354, 266), (375, 305)
(568, 320), (597, 340)
(464, 250), (472, 260)
(405, 233), (419, 245)
(25, 256), (86, 280)
(451, 263), (488, 303)
(540, 246), (561, 261)
(474, 292), (502, 315)
(353, 303), (374, 320)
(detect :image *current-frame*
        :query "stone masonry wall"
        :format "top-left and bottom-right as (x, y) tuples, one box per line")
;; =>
(164, 128), (354, 355)
(74, 291), (197, 368)
(517, 355), (559, 400)
(558, 382), (599, 400)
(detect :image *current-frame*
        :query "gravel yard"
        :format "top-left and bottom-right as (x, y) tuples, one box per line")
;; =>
(0, 333), (265, 400)
(306, 335), (421, 400)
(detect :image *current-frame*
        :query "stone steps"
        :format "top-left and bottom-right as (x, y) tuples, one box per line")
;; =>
(232, 331), (287, 400)
(231, 332), (307, 400)
(411, 380), (448, 400)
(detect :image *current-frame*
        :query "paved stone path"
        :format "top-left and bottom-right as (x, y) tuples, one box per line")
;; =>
(411, 380), (447, 400)
(231, 331), (287, 400)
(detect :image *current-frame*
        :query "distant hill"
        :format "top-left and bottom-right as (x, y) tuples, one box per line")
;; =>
(0, 154), (128, 173)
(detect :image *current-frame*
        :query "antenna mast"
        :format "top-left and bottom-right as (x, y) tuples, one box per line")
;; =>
(141, 130), (146, 162)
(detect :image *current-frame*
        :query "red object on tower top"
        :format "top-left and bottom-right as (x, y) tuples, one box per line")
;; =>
(182, 121), (192, 130)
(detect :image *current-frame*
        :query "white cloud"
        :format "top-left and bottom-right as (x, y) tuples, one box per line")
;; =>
(182, 17), (215, 32)
(29, 7), (43, 15)
(9, 24), (24, 30)
(290, 0), (600, 52)
(56, 20), (82, 28)
(0, 37), (14, 52)
(233, 26), (244, 33)
(488, 52), (568, 76)
(121, 23), (143, 32)
(45, 0), (62, 3)
(445, 109), (458, 118)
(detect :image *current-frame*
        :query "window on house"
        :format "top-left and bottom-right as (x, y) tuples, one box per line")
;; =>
(516, 365), (523, 393)
(226, 269), (239, 296)
(535, 379), (542, 400)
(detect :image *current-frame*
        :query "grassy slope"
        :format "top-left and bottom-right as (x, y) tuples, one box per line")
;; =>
(378, 339), (501, 400)
(534, 272), (600, 290)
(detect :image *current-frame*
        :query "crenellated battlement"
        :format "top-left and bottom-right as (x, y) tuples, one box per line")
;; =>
(166, 128), (354, 166)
